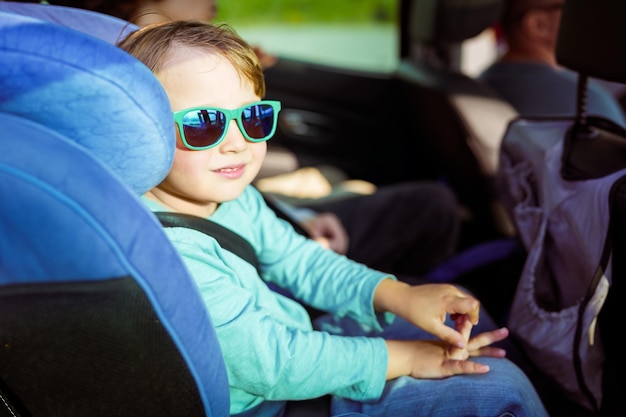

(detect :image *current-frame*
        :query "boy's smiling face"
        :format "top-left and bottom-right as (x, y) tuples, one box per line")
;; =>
(148, 46), (267, 217)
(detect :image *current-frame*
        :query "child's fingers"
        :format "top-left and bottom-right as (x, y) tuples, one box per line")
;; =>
(470, 346), (507, 358)
(448, 315), (473, 360)
(447, 296), (480, 325)
(467, 327), (509, 353)
(455, 315), (472, 343)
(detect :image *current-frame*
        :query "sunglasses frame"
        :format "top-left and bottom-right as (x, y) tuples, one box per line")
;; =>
(173, 100), (282, 150)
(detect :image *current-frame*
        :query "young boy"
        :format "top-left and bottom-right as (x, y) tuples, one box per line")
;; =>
(52, 0), (466, 286)
(118, 21), (548, 417)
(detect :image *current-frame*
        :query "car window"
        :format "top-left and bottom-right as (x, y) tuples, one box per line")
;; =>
(216, 0), (399, 73)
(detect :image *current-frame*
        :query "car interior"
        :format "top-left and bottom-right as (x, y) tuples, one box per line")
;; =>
(261, 0), (519, 243)
(395, 0), (519, 239)
(1, 0), (625, 416)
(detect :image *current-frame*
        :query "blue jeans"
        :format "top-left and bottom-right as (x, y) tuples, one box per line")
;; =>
(315, 313), (549, 417)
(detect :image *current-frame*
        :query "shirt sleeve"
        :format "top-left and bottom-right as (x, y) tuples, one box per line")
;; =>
(163, 227), (389, 403)
(220, 187), (396, 330)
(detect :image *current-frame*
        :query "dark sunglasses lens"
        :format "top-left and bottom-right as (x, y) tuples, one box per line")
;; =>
(241, 104), (276, 139)
(182, 109), (226, 148)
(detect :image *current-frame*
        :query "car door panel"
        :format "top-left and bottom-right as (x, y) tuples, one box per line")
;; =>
(264, 57), (426, 185)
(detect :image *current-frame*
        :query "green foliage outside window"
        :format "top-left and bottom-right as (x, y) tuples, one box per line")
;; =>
(216, 0), (397, 25)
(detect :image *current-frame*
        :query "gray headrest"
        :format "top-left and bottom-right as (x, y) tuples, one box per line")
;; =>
(409, 0), (504, 44)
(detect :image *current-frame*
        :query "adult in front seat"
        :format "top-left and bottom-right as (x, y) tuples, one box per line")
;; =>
(479, 0), (626, 126)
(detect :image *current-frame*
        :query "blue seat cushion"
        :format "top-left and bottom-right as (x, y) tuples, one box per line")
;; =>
(0, 111), (229, 416)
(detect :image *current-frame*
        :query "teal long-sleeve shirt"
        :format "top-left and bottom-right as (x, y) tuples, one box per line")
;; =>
(142, 186), (394, 416)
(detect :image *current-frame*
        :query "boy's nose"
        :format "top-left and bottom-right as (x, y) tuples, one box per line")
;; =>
(220, 120), (248, 151)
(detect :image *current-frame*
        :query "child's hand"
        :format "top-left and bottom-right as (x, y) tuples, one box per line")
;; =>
(385, 327), (509, 380)
(374, 280), (481, 349)
(447, 314), (473, 360)
(448, 316), (509, 360)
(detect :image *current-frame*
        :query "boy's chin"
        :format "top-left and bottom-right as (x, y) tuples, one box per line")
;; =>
(212, 183), (249, 203)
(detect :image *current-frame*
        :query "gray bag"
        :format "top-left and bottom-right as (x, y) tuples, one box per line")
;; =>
(497, 115), (626, 413)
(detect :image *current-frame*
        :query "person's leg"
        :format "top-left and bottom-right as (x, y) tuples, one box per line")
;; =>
(317, 314), (548, 417)
(307, 182), (461, 279)
(330, 357), (549, 417)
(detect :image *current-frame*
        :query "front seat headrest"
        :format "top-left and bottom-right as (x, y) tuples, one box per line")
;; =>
(556, 0), (626, 84)
(409, 0), (504, 44)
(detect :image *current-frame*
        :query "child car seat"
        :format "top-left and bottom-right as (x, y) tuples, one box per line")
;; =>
(0, 10), (229, 417)
(0, 6), (369, 417)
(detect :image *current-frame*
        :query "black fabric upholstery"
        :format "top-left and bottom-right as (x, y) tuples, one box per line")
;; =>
(0, 277), (205, 417)
(561, 116), (626, 181)
(600, 176), (626, 417)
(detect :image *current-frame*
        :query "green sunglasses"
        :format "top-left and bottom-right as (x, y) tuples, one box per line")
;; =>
(173, 100), (282, 150)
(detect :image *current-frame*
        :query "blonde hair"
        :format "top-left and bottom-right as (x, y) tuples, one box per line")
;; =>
(117, 20), (266, 97)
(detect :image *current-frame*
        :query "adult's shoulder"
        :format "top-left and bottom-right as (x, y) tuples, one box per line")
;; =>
(479, 60), (554, 81)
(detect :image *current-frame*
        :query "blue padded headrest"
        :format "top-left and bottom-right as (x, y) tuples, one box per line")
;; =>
(0, 10), (174, 195)
(556, 0), (626, 84)
(0, 1), (138, 43)
(409, 0), (504, 43)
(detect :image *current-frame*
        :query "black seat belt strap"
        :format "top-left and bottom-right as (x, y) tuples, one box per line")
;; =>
(155, 210), (326, 320)
(261, 193), (311, 238)
(155, 211), (262, 277)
